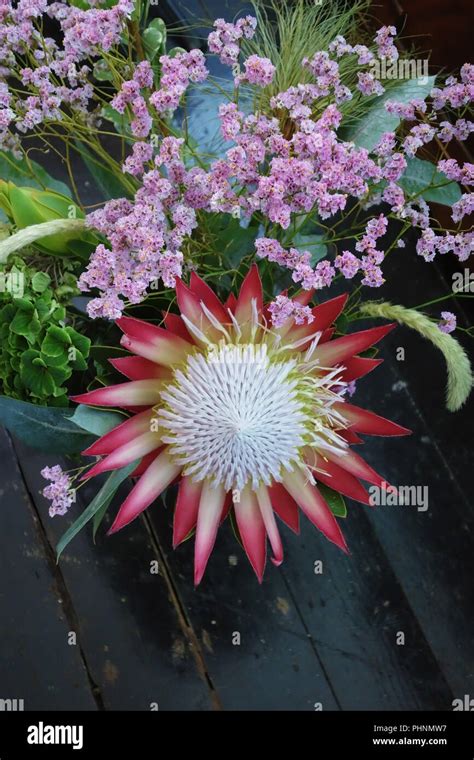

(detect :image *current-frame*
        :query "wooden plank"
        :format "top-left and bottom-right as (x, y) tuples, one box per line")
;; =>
(0, 429), (98, 711)
(279, 507), (453, 710)
(346, 348), (474, 698)
(12, 439), (216, 711)
(147, 501), (340, 711)
(148, 491), (452, 710)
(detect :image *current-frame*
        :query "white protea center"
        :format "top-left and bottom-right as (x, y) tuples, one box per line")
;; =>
(158, 341), (348, 491)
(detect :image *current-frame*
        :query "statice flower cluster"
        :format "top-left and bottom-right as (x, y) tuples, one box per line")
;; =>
(3, 8), (465, 318)
(41, 465), (75, 518)
(267, 295), (314, 329)
(79, 136), (199, 318)
(438, 311), (457, 334)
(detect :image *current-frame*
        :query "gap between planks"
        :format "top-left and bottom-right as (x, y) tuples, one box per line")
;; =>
(10, 431), (105, 711)
(141, 512), (223, 710)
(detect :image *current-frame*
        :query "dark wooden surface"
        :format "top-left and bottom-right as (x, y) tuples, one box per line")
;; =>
(0, 0), (472, 712)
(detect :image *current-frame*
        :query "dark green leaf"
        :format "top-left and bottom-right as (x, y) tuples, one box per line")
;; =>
(0, 151), (72, 196)
(70, 404), (125, 437)
(398, 157), (462, 206)
(341, 77), (435, 151)
(0, 395), (96, 453)
(77, 143), (133, 200)
(56, 459), (140, 559)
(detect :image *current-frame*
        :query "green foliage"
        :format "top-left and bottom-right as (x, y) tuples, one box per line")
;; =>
(0, 395), (97, 453)
(0, 181), (96, 257)
(0, 151), (72, 197)
(56, 459), (140, 558)
(318, 484), (347, 517)
(398, 157), (462, 206)
(341, 77), (436, 150)
(0, 259), (90, 406)
(143, 18), (166, 62)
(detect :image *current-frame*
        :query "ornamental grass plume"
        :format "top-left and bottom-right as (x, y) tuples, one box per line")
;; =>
(360, 301), (473, 412)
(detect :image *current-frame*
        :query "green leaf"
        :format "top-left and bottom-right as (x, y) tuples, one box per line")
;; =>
(41, 325), (72, 360)
(143, 18), (166, 62)
(20, 349), (59, 396)
(101, 105), (132, 138)
(93, 59), (114, 81)
(77, 143), (133, 200)
(31, 271), (51, 293)
(342, 77), (436, 151)
(0, 395), (97, 453)
(318, 484), (347, 518)
(208, 216), (259, 268)
(0, 152), (72, 196)
(11, 303), (41, 342)
(292, 233), (327, 265)
(70, 404), (125, 437)
(56, 459), (140, 559)
(92, 495), (114, 539)
(398, 157), (462, 206)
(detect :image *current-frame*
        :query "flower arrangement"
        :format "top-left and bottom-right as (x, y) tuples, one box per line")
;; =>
(0, 0), (471, 583)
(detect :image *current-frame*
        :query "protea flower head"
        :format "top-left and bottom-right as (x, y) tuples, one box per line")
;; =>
(73, 266), (410, 584)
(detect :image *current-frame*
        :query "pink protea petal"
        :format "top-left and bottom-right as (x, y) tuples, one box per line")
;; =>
(189, 272), (229, 323)
(82, 409), (154, 456)
(339, 357), (383, 382)
(307, 452), (371, 506)
(82, 431), (161, 480)
(108, 448), (181, 534)
(293, 288), (315, 306)
(118, 315), (192, 366)
(326, 448), (389, 489)
(162, 311), (192, 342)
(256, 485), (284, 566)
(234, 485), (267, 582)
(285, 294), (348, 344)
(225, 292), (237, 312)
(130, 451), (160, 478)
(71, 380), (162, 408)
(194, 479), (226, 585)
(109, 356), (172, 381)
(313, 323), (396, 367)
(334, 401), (411, 436)
(234, 264), (263, 331)
(175, 278), (222, 342)
(340, 429), (364, 445)
(173, 475), (202, 548)
(220, 491), (233, 524)
(319, 327), (335, 344)
(282, 468), (348, 553)
(268, 483), (300, 533)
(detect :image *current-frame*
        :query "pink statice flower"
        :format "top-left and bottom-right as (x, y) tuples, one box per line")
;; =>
(41, 465), (75, 518)
(438, 311), (456, 334)
(237, 55), (275, 87)
(268, 294), (314, 328)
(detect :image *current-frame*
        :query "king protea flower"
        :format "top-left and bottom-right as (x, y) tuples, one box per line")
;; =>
(73, 266), (409, 584)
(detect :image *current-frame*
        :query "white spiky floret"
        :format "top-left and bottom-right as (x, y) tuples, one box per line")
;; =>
(158, 340), (349, 491)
